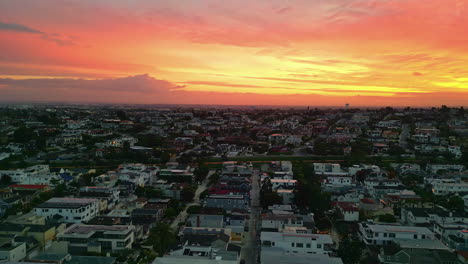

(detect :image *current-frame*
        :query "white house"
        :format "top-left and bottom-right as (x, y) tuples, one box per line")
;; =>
(313, 163), (345, 175)
(432, 181), (468, 195)
(261, 232), (334, 255)
(358, 223), (434, 246)
(271, 179), (297, 189)
(322, 176), (354, 188)
(34, 197), (99, 224)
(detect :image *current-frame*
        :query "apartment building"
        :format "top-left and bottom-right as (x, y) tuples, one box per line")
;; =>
(432, 181), (468, 195)
(358, 223), (434, 245)
(34, 198), (99, 224)
(204, 194), (249, 211)
(261, 232), (334, 255)
(58, 224), (135, 254)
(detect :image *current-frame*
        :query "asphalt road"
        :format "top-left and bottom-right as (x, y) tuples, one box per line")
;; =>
(241, 169), (261, 264)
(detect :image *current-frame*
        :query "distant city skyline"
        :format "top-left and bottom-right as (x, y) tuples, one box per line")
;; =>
(1, 0), (468, 106)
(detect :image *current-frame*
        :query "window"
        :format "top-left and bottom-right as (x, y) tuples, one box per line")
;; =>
(375, 232), (379, 237)
(422, 235), (425, 239)
(291, 243), (295, 247)
(413, 234), (418, 239)
(306, 243), (311, 248)
(389, 233), (395, 238)
(384, 233), (388, 238)
(296, 243), (304, 248)
(317, 244), (322, 249)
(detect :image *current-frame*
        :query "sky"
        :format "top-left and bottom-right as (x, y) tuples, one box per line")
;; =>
(1, 0), (468, 106)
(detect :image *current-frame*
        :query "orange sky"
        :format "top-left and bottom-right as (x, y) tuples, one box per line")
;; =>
(1, 0), (468, 106)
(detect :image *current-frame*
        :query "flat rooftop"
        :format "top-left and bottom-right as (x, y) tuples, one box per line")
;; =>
(37, 197), (98, 209)
(64, 224), (132, 235)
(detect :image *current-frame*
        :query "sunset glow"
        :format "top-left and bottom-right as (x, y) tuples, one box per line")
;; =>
(1, 0), (468, 106)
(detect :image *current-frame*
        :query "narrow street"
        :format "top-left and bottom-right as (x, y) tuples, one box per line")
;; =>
(170, 170), (215, 230)
(399, 123), (410, 148)
(241, 170), (261, 264)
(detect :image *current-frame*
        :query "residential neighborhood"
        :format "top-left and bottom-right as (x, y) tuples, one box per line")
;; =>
(0, 105), (468, 264)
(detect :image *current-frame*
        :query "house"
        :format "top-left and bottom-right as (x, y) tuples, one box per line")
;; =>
(204, 194), (249, 211)
(276, 188), (295, 205)
(33, 197), (100, 224)
(79, 186), (120, 210)
(426, 164), (464, 174)
(225, 215), (247, 243)
(186, 214), (224, 228)
(6, 212), (46, 225)
(358, 223), (434, 245)
(261, 213), (315, 232)
(271, 179), (297, 189)
(261, 247), (343, 264)
(131, 208), (163, 231)
(261, 232), (334, 255)
(179, 227), (231, 252)
(333, 202), (359, 222)
(221, 162), (253, 177)
(155, 228), (238, 264)
(0, 223), (60, 250)
(0, 235), (27, 262)
(313, 163), (345, 175)
(322, 176), (354, 189)
(105, 136), (138, 148)
(378, 239), (458, 264)
(57, 224), (135, 254)
(433, 181), (468, 195)
(401, 207), (468, 226)
(359, 198), (379, 212)
(446, 229), (468, 251)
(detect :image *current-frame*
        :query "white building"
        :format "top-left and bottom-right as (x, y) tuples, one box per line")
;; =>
(401, 207), (468, 225)
(261, 232), (334, 255)
(432, 181), (468, 195)
(0, 237), (26, 262)
(116, 163), (158, 186)
(364, 179), (400, 190)
(322, 176), (354, 188)
(261, 214), (314, 232)
(313, 163), (345, 175)
(271, 179), (297, 189)
(34, 197), (99, 224)
(105, 136), (138, 148)
(448, 146), (462, 159)
(426, 164), (464, 174)
(0, 164), (61, 185)
(58, 224), (135, 254)
(358, 223), (434, 246)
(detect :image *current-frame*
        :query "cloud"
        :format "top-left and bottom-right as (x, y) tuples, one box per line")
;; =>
(0, 21), (43, 34)
(0, 21), (77, 46)
(0, 74), (182, 103)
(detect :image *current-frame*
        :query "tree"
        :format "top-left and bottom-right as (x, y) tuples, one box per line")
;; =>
(13, 126), (35, 143)
(378, 214), (397, 223)
(181, 186), (195, 202)
(338, 236), (363, 264)
(0, 175), (12, 185)
(194, 167), (209, 182)
(446, 196), (464, 211)
(187, 205), (202, 214)
(134, 186), (146, 197)
(260, 177), (283, 208)
(164, 207), (177, 219)
(147, 223), (176, 256)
